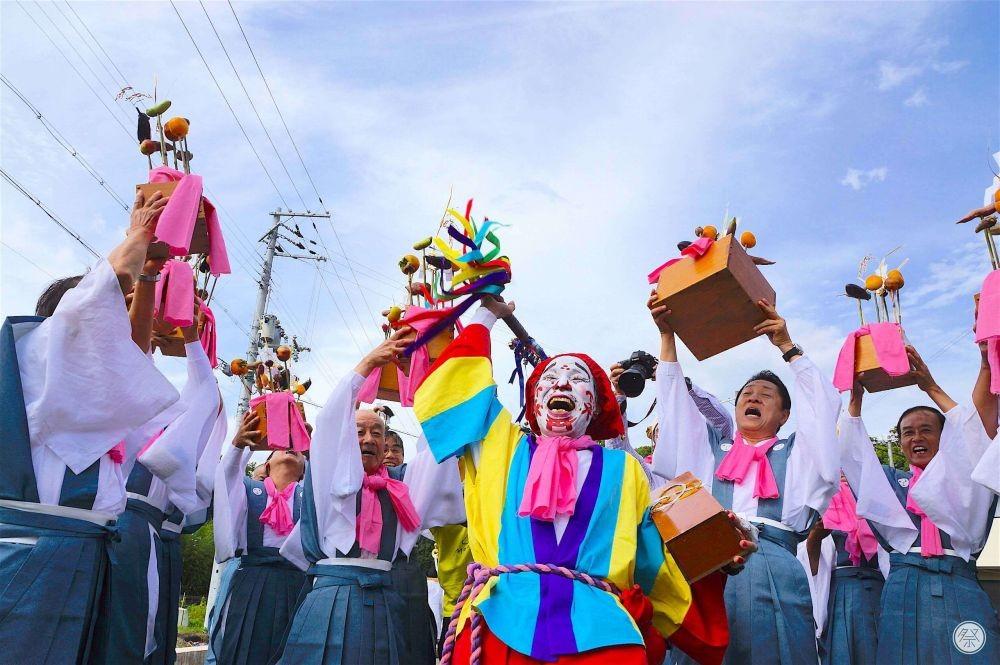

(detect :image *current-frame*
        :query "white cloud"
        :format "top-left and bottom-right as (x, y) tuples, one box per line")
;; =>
(931, 60), (968, 74)
(904, 87), (929, 107)
(878, 61), (922, 90)
(840, 167), (888, 190)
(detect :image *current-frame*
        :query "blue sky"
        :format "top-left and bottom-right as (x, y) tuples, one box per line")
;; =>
(2, 1), (997, 449)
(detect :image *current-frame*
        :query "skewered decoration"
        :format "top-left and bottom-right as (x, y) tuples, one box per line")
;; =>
(849, 251), (907, 325)
(955, 152), (1000, 270)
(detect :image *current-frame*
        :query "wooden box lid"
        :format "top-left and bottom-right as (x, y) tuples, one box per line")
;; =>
(854, 332), (917, 393)
(137, 182), (210, 258)
(652, 236), (776, 360)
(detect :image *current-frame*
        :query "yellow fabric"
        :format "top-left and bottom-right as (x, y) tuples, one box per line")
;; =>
(430, 524), (474, 618)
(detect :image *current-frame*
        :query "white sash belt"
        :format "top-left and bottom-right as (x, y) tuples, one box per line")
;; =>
(0, 498), (114, 526)
(161, 521), (183, 534)
(746, 516), (795, 532)
(906, 546), (963, 558)
(315, 556), (391, 571)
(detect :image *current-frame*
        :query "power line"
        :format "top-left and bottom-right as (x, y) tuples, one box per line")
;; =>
(1, 167), (101, 259)
(51, 2), (125, 97)
(227, 0), (326, 210)
(1, 240), (57, 278)
(198, 1), (307, 209)
(1, 74), (131, 211)
(16, 1), (132, 139)
(318, 218), (381, 328)
(169, 0), (290, 208)
(62, 1), (130, 87)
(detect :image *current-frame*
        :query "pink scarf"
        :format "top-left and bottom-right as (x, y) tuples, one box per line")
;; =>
(248, 392), (311, 452)
(518, 435), (595, 522)
(258, 477), (297, 537)
(647, 236), (714, 284)
(833, 322), (910, 392)
(905, 466), (944, 557)
(357, 466), (420, 554)
(198, 300), (218, 367)
(108, 441), (125, 465)
(153, 260), (195, 327)
(715, 433), (780, 499)
(148, 167), (231, 275)
(822, 479), (878, 566)
(975, 270), (1000, 395)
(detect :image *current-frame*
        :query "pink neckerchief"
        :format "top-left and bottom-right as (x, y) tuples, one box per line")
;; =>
(357, 466), (420, 555)
(258, 477), (297, 537)
(715, 432), (780, 499)
(108, 441), (126, 465)
(518, 435), (595, 522)
(905, 466), (944, 557)
(823, 479), (878, 566)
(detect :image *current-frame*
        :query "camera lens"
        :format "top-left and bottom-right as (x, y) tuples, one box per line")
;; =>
(618, 368), (646, 398)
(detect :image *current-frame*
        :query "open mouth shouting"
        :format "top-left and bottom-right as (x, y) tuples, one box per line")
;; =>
(360, 443), (380, 459)
(547, 395), (576, 414)
(743, 406), (762, 419)
(911, 444), (929, 456)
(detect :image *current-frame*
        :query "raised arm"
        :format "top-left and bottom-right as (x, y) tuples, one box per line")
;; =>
(107, 188), (167, 294)
(212, 414), (257, 562)
(973, 341), (998, 439)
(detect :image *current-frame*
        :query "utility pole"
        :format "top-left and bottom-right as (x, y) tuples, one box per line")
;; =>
(237, 209), (329, 414)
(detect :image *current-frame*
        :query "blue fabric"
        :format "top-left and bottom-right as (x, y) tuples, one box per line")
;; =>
(205, 558), (240, 665)
(92, 498), (164, 663)
(708, 425), (800, 524)
(278, 564), (405, 665)
(878, 552), (1000, 664)
(244, 477), (303, 553)
(821, 567), (883, 665)
(0, 506), (113, 664)
(390, 553), (436, 665)
(148, 526), (182, 665)
(0, 316), (41, 503)
(831, 529), (880, 570)
(127, 462), (157, 496)
(880, 466), (954, 551)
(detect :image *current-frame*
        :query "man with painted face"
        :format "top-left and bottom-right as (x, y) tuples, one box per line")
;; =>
(649, 295), (842, 665)
(275, 330), (463, 664)
(412, 297), (751, 664)
(840, 347), (999, 663)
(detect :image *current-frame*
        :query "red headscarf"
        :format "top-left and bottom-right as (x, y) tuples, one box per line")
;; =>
(524, 353), (624, 441)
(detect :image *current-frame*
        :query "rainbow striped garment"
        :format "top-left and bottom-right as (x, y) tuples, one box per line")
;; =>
(414, 322), (709, 661)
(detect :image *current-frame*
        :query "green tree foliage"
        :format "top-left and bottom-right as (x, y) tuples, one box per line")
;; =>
(180, 520), (215, 598)
(871, 427), (909, 471)
(635, 445), (653, 458)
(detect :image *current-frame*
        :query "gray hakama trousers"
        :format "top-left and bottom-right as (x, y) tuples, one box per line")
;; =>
(390, 553), (437, 664)
(821, 567), (883, 664)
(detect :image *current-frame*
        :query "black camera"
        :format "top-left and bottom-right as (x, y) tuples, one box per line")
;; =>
(616, 350), (658, 398)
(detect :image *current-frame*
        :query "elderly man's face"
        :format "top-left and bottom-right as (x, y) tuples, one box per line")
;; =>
(899, 410), (942, 469)
(266, 449), (306, 480)
(356, 410), (387, 473)
(735, 380), (788, 440)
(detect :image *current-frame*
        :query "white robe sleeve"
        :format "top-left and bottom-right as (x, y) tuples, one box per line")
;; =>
(780, 356), (843, 529)
(16, 258), (180, 473)
(797, 537), (834, 640)
(398, 438), (467, 555)
(650, 361), (715, 488)
(839, 414), (917, 553)
(192, 407), (228, 512)
(972, 433), (1000, 495)
(139, 342), (221, 514)
(304, 370), (367, 557)
(213, 444), (251, 563)
(909, 404), (996, 560)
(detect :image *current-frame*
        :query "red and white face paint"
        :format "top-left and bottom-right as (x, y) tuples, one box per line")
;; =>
(532, 357), (597, 438)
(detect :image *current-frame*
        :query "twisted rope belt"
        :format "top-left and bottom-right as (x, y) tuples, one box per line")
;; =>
(439, 561), (621, 665)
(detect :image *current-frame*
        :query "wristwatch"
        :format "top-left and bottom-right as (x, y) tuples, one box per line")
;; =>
(138, 272), (161, 283)
(782, 344), (803, 362)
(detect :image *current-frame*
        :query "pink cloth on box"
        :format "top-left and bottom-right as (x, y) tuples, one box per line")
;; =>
(823, 479), (878, 566)
(357, 466), (420, 554)
(258, 477), (297, 536)
(832, 322), (910, 392)
(975, 270), (1000, 395)
(715, 433), (780, 499)
(647, 236), (714, 284)
(400, 305), (455, 405)
(153, 260), (195, 327)
(198, 300), (218, 368)
(357, 364), (410, 406)
(905, 466), (944, 557)
(518, 435), (596, 522)
(147, 167), (231, 275)
(248, 392), (311, 452)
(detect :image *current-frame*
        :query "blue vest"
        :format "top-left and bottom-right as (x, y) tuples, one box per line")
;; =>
(706, 424), (815, 550)
(126, 462), (156, 496)
(0, 317), (102, 511)
(881, 465), (955, 552)
(243, 476), (303, 557)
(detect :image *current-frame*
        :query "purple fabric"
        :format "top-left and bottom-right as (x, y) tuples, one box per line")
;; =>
(448, 224), (478, 250)
(527, 441), (604, 660)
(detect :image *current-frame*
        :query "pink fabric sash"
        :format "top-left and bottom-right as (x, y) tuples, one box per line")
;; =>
(258, 477), (297, 536)
(248, 392), (311, 452)
(148, 167), (231, 275)
(198, 300), (218, 368)
(108, 441), (125, 465)
(832, 322), (910, 392)
(715, 433), (780, 499)
(357, 466), (420, 554)
(976, 270), (1000, 395)
(647, 236), (714, 284)
(153, 260), (195, 327)
(518, 435), (596, 521)
(822, 479), (878, 565)
(905, 466), (944, 557)
(358, 364), (410, 406)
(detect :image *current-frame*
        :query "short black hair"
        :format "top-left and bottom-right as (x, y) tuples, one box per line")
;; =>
(736, 370), (791, 411)
(896, 406), (945, 435)
(385, 430), (404, 448)
(35, 275), (85, 317)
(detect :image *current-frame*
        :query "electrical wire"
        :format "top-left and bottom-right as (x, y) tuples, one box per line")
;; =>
(2, 75), (131, 211)
(1, 167), (101, 259)
(169, 0), (290, 208)
(1, 240), (57, 278)
(62, 1), (130, 87)
(51, 2), (127, 99)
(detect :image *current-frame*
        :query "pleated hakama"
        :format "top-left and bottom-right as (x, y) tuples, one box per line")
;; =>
(390, 553), (436, 664)
(821, 567), (883, 665)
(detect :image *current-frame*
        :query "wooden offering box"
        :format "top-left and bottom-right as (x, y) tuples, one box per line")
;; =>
(377, 359), (411, 402)
(855, 333), (917, 393)
(252, 398), (307, 451)
(152, 326), (186, 357)
(426, 327), (454, 362)
(137, 182), (209, 258)
(651, 472), (745, 583)
(653, 235), (776, 360)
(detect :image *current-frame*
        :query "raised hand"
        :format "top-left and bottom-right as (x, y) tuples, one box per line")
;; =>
(753, 299), (793, 352)
(647, 288), (673, 335)
(355, 327), (417, 377)
(129, 189), (168, 241)
(482, 294), (516, 319)
(233, 410), (263, 449)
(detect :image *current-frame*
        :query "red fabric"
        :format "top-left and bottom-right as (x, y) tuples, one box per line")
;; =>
(667, 572), (729, 665)
(451, 623), (646, 665)
(619, 585), (668, 665)
(524, 353), (625, 441)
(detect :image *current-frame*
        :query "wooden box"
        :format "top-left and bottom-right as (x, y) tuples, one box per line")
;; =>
(252, 398), (307, 451)
(377, 359), (411, 402)
(426, 327), (454, 361)
(137, 182), (209, 258)
(651, 472), (745, 583)
(653, 236), (776, 360)
(855, 332), (917, 393)
(152, 326), (186, 357)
